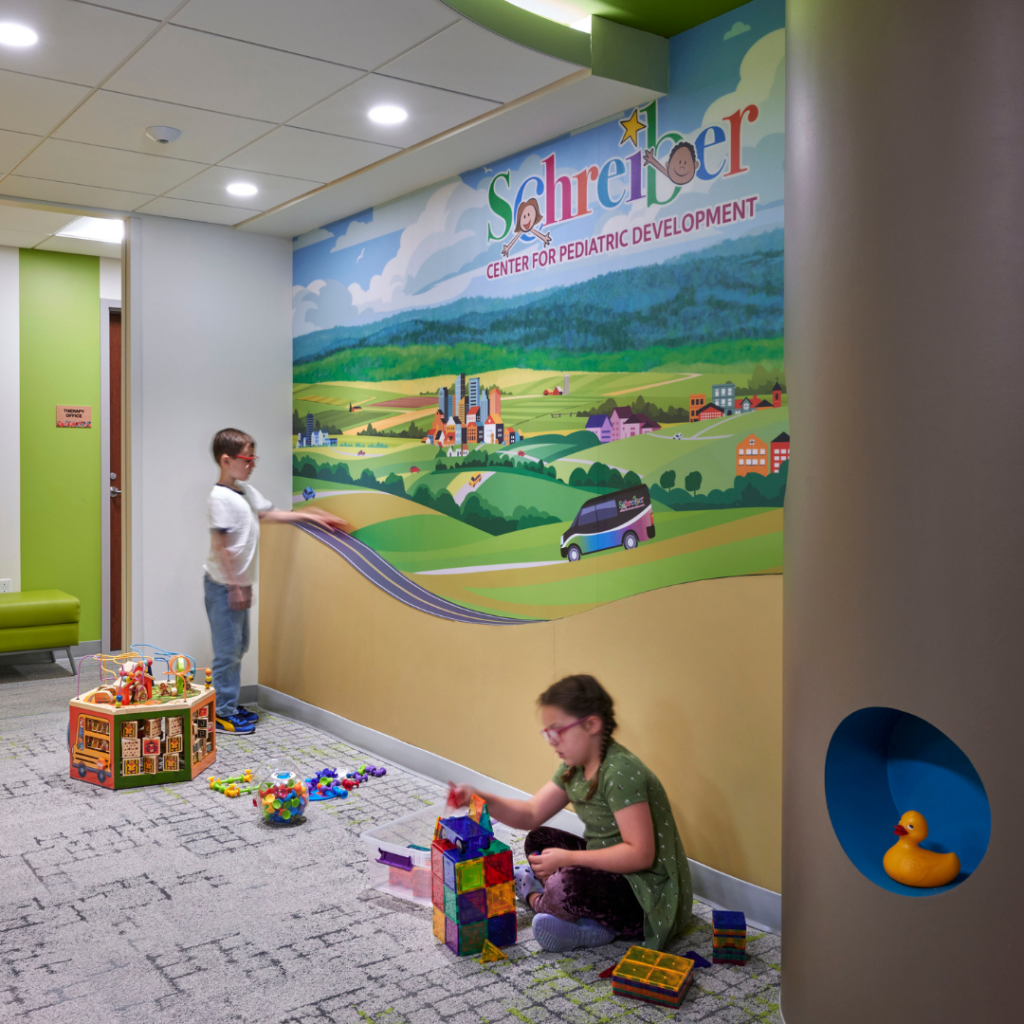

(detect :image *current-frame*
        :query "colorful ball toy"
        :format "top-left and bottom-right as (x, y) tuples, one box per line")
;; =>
(257, 766), (309, 825)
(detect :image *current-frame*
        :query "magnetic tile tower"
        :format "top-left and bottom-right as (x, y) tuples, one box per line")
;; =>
(712, 909), (748, 965)
(431, 796), (516, 956)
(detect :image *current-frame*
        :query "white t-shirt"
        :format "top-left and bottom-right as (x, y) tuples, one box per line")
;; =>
(204, 482), (274, 586)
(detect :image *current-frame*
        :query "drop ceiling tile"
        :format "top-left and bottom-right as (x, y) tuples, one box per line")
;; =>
(0, 203), (77, 233)
(173, 0), (459, 70)
(167, 165), (319, 210)
(0, 130), (41, 174)
(54, 91), (274, 165)
(0, 227), (53, 247)
(0, 174), (153, 211)
(104, 25), (364, 122)
(222, 127), (396, 183)
(37, 235), (123, 259)
(379, 19), (581, 103)
(98, 1), (183, 16)
(292, 74), (498, 147)
(17, 138), (206, 194)
(135, 196), (260, 226)
(0, 70), (91, 136)
(0, 0), (157, 86)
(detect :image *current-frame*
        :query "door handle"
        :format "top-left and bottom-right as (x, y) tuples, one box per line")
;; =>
(110, 487), (122, 498)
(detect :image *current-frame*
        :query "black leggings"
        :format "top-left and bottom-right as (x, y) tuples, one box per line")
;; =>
(526, 826), (644, 938)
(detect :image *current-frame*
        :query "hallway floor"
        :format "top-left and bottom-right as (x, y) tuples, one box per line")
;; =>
(0, 667), (781, 1024)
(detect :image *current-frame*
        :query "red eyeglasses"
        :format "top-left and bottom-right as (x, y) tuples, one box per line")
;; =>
(540, 718), (589, 745)
(233, 454), (259, 466)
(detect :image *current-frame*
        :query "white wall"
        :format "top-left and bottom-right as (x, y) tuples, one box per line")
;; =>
(99, 257), (121, 301)
(128, 215), (291, 685)
(0, 247), (18, 591)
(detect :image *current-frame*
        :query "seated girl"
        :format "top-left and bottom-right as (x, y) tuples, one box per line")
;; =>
(451, 674), (692, 952)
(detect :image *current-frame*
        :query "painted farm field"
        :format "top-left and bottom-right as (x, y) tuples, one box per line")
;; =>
(291, 352), (788, 620)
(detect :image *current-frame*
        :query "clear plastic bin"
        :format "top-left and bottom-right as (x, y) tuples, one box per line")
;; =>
(360, 802), (515, 907)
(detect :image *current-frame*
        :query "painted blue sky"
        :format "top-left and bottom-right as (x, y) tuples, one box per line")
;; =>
(293, 0), (784, 339)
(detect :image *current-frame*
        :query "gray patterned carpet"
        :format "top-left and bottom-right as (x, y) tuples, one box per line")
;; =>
(0, 668), (781, 1024)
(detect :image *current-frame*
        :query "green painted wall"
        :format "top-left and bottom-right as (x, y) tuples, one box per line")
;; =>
(20, 250), (101, 641)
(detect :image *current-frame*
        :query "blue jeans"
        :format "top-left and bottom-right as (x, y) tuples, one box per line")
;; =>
(204, 574), (249, 717)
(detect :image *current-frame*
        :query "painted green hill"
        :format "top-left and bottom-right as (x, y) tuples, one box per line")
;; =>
(294, 230), (783, 381)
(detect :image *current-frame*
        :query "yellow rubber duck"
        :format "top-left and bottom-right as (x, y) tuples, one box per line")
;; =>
(883, 810), (960, 887)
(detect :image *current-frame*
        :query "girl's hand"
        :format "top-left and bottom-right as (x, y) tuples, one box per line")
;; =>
(447, 783), (474, 808)
(528, 847), (573, 882)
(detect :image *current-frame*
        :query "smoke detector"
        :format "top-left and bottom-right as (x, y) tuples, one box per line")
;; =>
(145, 125), (182, 144)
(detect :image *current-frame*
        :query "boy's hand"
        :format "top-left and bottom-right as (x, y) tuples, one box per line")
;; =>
(300, 508), (350, 532)
(228, 585), (252, 610)
(528, 847), (572, 882)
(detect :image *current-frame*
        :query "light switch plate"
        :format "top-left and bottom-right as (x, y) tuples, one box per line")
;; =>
(0, 579), (11, 593)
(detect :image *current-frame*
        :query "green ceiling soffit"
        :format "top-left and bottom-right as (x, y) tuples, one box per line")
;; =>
(443, 1), (670, 93)
(569, 1), (755, 38)
(443, 1), (754, 45)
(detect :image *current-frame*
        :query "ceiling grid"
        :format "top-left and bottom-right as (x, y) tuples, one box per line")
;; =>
(0, 0), (707, 238)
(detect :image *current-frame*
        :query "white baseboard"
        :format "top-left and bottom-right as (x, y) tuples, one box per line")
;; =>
(256, 683), (781, 934)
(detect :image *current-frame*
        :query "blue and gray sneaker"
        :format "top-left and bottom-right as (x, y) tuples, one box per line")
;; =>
(235, 705), (259, 724)
(216, 712), (256, 734)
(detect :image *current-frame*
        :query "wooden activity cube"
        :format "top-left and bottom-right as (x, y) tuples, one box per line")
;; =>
(69, 686), (216, 790)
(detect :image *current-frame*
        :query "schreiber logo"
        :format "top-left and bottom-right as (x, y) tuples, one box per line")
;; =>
(484, 100), (760, 281)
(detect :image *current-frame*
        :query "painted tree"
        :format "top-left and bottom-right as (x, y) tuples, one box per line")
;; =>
(684, 470), (702, 497)
(660, 470), (676, 489)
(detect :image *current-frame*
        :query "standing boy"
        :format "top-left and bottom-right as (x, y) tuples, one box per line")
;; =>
(205, 428), (346, 734)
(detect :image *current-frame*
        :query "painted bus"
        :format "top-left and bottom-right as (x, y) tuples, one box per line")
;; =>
(560, 485), (655, 562)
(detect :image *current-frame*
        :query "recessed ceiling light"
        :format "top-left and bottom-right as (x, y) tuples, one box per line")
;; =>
(0, 22), (38, 47)
(226, 182), (258, 197)
(368, 105), (408, 126)
(56, 217), (124, 244)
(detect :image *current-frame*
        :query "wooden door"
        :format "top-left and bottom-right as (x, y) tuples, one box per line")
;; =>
(109, 309), (122, 650)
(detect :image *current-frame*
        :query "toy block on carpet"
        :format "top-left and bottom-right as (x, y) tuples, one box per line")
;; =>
(712, 909), (748, 965)
(611, 946), (696, 1008)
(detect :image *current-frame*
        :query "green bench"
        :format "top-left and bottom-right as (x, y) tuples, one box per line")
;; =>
(0, 590), (81, 672)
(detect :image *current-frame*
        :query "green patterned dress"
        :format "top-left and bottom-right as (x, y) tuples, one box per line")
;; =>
(552, 740), (693, 949)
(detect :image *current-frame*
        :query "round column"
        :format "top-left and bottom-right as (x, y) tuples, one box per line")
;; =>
(783, 1), (1024, 1022)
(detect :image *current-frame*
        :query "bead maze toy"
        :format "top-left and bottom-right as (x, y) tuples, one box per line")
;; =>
(431, 796), (516, 957)
(712, 909), (748, 965)
(68, 646), (215, 790)
(610, 946), (696, 1007)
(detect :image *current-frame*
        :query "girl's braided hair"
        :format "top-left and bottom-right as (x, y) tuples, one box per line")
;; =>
(538, 674), (617, 801)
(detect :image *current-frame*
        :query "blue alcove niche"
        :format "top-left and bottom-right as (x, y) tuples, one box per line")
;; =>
(824, 707), (991, 896)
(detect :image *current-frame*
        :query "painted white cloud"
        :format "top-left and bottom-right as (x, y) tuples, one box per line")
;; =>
(701, 28), (784, 149)
(724, 21), (751, 40)
(346, 179), (493, 314)
(293, 227), (333, 250)
(293, 278), (358, 335)
(329, 183), (445, 253)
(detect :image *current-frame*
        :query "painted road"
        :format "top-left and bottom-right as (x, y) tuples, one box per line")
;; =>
(451, 470), (495, 506)
(293, 522), (537, 625)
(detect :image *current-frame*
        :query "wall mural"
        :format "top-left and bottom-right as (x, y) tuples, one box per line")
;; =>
(291, 0), (785, 622)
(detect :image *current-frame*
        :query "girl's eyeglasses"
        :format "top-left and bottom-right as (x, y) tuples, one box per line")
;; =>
(233, 455), (259, 466)
(540, 718), (588, 745)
